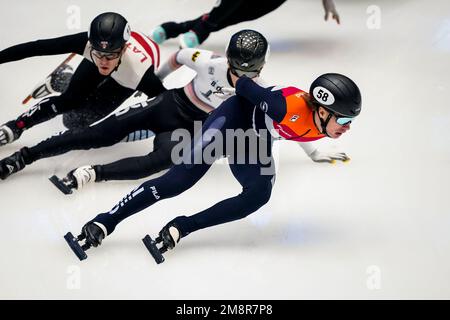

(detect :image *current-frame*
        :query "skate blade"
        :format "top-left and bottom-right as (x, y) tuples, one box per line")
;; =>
(142, 235), (165, 264)
(64, 232), (88, 261)
(49, 175), (73, 195)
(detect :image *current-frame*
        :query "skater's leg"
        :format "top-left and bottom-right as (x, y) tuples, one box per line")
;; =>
(62, 77), (133, 130)
(154, 0), (244, 46)
(160, 16), (203, 40)
(91, 160), (212, 235)
(95, 131), (181, 181)
(191, 0), (243, 43)
(167, 139), (275, 238)
(88, 97), (247, 234)
(211, 0), (287, 30)
(25, 92), (178, 164)
(24, 115), (133, 164)
(73, 157), (212, 249)
(185, 0), (287, 45)
(53, 89), (208, 192)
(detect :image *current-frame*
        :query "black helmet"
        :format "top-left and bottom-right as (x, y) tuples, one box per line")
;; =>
(89, 12), (130, 52)
(226, 29), (269, 77)
(309, 73), (362, 117)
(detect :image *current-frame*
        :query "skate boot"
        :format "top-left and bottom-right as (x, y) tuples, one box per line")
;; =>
(0, 148), (28, 180)
(64, 221), (106, 261)
(0, 121), (24, 146)
(142, 222), (181, 264)
(179, 31), (200, 48)
(49, 165), (96, 195)
(81, 221), (106, 247)
(150, 25), (167, 44)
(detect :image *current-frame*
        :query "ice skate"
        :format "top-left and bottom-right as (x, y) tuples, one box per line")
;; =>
(49, 165), (96, 195)
(64, 221), (106, 261)
(0, 148), (28, 180)
(142, 223), (181, 264)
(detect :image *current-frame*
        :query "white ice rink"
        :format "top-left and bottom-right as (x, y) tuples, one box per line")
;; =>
(0, 0), (449, 299)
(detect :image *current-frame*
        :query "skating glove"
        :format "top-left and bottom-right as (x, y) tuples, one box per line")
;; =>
(309, 149), (349, 163)
(214, 87), (236, 100)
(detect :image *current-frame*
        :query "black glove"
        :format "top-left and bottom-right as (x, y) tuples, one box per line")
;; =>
(0, 149), (27, 180)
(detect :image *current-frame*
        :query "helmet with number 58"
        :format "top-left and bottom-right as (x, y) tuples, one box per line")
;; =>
(309, 73), (361, 117)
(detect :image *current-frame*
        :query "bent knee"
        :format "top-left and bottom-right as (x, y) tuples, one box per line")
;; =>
(240, 180), (273, 215)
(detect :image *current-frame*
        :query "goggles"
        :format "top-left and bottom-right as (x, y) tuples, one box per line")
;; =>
(334, 115), (354, 126)
(91, 49), (122, 60)
(312, 101), (354, 126)
(230, 67), (260, 79)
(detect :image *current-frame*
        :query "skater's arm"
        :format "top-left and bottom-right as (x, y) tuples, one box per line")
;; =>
(137, 66), (167, 98)
(155, 51), (183, 80)
(159, 48), (214, 77)
(235, 76), (287, 123)
(298, 141), (317, 157)
(0, 32), (88, 64)
(298, 141), (350, 163)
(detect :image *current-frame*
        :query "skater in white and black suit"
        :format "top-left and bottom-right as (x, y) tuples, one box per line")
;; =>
(0, 12), (163, 147)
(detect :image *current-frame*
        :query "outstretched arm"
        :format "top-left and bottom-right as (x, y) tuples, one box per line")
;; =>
(298, 141), (349, 163)
(157, 48), (214, 80)
(155, 50), (183, 80)
(0, 32), (87, 64)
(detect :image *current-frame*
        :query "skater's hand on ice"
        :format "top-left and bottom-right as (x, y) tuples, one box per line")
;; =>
(309, 149), (349, 163)
(214, 87), (236, 100)
(323, 0), (340, 24)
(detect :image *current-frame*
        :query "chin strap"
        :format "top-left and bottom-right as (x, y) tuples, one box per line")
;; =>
(113, 50), (125, 72)
(317, 110), (333, 137)
(226, 69), (235, 86)
(89, 49), (95, 66)
(112, 58), (122, 73)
